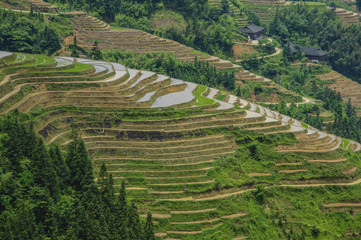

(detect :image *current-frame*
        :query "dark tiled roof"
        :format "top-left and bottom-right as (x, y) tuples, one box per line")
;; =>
(284, 42), (298, 54)
(300, 46), (329, 57)
(284, 42), (329, 57)
(239, 24), (264, 34)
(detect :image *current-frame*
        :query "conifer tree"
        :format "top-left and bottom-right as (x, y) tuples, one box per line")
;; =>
(66, 138), (95, 191)
(128, 201), (142, 240)
(30, 4), (34, 17)
(114, 181), (128, 239)
(49, 144), (70, 190)
(346, 99), (355, 118)
(31, 138), (59, 198)
(90, 41), (103, 60)
(71, 36), (80, 58)
(144, 212), (155, 240)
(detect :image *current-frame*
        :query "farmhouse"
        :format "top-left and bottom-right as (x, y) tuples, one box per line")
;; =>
(239, 24), (265, 40)
(285, 42), (329, 61)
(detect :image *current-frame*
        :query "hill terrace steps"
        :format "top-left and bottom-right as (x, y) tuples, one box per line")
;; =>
(1, 51), (361, 240)
(334, 8), (360, 24)
(67, 13), (242, 71)
(236, 70), (272, 84)
(317, 70), (361, 116)
(209, 0), (285, 6)
(28, 0), (60, 12)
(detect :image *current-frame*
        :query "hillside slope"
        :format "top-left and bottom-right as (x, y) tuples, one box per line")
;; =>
(1, 50), (361, 239)
(65, 12), (241, 70)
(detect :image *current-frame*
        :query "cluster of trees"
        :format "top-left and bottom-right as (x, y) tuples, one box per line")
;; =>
(46, 0), (245, 56)
(103, 50), (236, 90)
(268, 101), (324, 130)
(0, 112), (155, 239)
(269, 5), (361, 81)
(0, 8), (71, 55)
(269, 74), (361, 142)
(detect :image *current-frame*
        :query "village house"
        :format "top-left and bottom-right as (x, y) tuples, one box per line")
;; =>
(285, 42), (329, 62)
(239, 24), (265, 40)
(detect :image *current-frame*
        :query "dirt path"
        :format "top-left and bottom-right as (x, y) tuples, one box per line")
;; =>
(248, 173), (272, 177)
(309, 159), (347, 163)
(279, 169), (308, 173)
(342, 167), (357, 175)
(167, 230), (202, 234)
(170, 208), (217, 214)
(275, 162), (303, 166)
(222, 212), (247, 219)
(323, 203), (361, 208)
(171, 218), (220, 224)
(150, 180), (214, 186)
(160, 176), (361, 202)
(140, 213), (171, 218)
(235, 47), (282, 62)
(155, 233), (167, 237)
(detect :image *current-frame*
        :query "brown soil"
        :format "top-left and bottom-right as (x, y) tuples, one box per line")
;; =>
(248, 173), (272, 177)
(275, 162), (303, 166)
(232, 44), (256, 60)
(222, 212), (247, 219)
(155, 233), (167, 237)
(318, 70), (361, 116)
(171, 218), (220, 224)
(170, 208), (217, 214)
(167, 230), (202, 234)
(342, 167), (357, 175)
(279, 169), (307, 173)
(309, 159), (347, 163)
(140, 213), (171, 218)
(323, 203), (361, 208)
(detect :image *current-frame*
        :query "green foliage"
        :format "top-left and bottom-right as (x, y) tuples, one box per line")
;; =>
(0, 112), (155, 239)
(70, 36), (79, 58)
(90, 41), (103, 60)
(269, 5), (361, 81)
(0, 8), (71, 54)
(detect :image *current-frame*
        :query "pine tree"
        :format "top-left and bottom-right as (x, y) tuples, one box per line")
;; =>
(128, 202), (142, 240)
(31, 138), (59, 198)
(49, 144), (70, 190)
(113, 181), (128, 239)
(30, 4), (34, 17)
(346, 99), (355, 118)
(71, 36), (80, 58)
(144, 212), (155, 240)
(90, 41), (103, 60)
(236, 85), (241, 97)
(66, 138), (95, 191)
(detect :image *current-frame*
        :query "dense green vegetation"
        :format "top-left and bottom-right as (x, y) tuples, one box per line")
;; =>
(0, 112), (154, 239)
(0, 8), (72, 54)
(269, 5), (361, 81)
(103, 50), (236, 90)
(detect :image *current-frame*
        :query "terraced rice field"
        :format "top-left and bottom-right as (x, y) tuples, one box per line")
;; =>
(1, 51), (361, 239)
(334, 8), (360, 24)
(317, 70), (361, 116)
(66, 12), (240, 71)
(241, 1), (285, 25)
